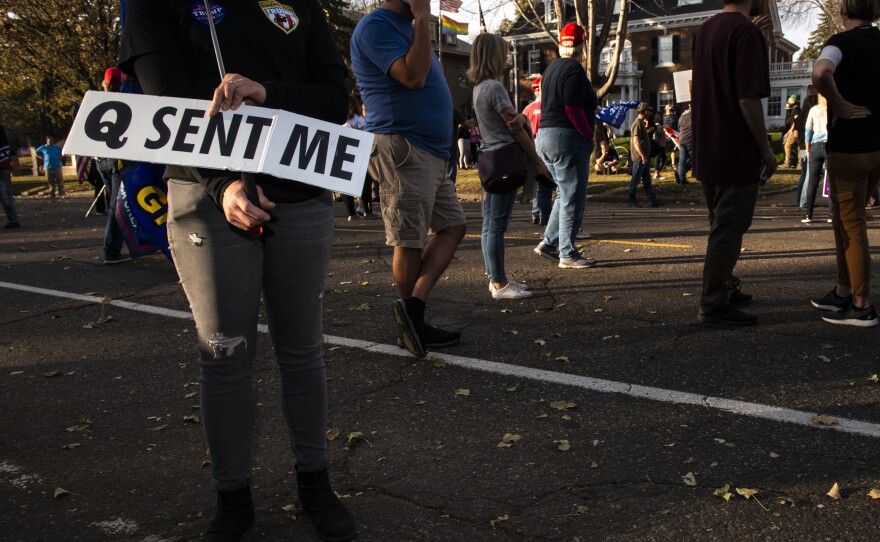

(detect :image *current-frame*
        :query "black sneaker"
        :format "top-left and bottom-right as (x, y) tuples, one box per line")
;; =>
(697, 305), (757, 326)
(810, 288), (852, 312)
(533, 242), (560, 262)
(626, 201), (643, 208)
(103, 254), (132, 265)
(421, 323), (461, 348)
(649, 200), (664, 208)
(531, 216), (540, 225)
(4, 221), (20, 229)
(821, 304), (878, 328)
(727, 289), (753, 306)
(396, 324), (461, 350)
(391, 299), (426, 358)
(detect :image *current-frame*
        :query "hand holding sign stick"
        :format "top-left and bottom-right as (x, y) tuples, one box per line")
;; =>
(204, 0), (265, 237)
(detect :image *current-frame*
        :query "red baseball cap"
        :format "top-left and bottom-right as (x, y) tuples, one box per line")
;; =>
(104, 67), (122, 84)
(559, 23), (586, 48)
(531, 76), (542, 91)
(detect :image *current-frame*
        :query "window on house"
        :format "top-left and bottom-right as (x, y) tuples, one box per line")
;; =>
(544, 0), (556, 22)
(767, 95), (781, 117)
(613, 0), (620, 14)
(527, 50), (542, 76)
(678, 0), (702, 5)
(657, 36), (673, 66)
(658, 90), (675, 109)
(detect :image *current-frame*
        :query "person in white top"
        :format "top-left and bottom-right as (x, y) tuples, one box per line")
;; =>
(801, 94), (829, 223)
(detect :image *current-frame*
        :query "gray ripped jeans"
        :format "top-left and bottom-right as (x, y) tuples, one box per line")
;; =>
(167, 180), (333, 489)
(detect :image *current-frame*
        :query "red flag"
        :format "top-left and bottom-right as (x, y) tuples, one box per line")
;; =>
(76, 155), (92, 184)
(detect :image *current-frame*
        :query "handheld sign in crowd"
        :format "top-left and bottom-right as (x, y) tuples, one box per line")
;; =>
(63, 91), (374, 196)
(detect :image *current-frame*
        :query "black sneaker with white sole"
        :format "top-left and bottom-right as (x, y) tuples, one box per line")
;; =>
(821, 304), (878, 328)
(391, 299), (426, 358)
(533, 242), (560, 262)
(810, 288), (852, 312)
(697, 305), (757, 326)
(103, 254), (132, 265)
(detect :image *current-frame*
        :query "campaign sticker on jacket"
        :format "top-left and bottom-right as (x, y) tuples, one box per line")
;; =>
(191, 1), (225, 25)
(259, 1), (298, 33)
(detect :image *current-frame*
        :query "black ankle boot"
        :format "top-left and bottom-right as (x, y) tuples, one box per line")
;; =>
(297, 468), (356, 541)
(203, 485), (255, 541)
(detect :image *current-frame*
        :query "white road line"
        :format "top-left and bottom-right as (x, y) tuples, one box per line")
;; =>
(3, 280), (879, 439)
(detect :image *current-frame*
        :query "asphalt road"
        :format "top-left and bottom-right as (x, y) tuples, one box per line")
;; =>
(1, 190), (879, 542)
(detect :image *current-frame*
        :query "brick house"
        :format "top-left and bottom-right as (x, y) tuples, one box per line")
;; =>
(502, 0), (809, 131)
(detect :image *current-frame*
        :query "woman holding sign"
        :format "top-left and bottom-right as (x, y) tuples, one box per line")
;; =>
(119, 2), (356, 541)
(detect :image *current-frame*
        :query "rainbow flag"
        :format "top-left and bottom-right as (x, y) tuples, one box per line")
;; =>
(440, 15), (468, 36)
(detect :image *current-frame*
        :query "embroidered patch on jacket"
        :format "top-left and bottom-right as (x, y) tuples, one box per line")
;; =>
(190, 1), (226, 25)
(259, 0), (299, 33)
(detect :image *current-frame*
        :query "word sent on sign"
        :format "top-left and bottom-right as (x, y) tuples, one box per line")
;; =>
(63, 91), (374, 196)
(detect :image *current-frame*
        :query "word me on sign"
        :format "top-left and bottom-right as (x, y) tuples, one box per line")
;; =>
(63, 91), (373, 196)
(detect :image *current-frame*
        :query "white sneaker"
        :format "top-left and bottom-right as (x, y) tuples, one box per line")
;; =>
(801, 217), (812, 224)
(490, 282), (533, 299)
(559, 256), (597, 269)
(576, 229), (591, 239)
(508, 278), (530, 290)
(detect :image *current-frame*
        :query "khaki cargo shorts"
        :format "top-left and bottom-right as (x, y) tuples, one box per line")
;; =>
(368, 134), (466, 249)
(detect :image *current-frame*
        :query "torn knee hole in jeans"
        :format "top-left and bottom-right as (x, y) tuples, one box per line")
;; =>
(208, 333), (246, 358)
(188, 232), (205, 246)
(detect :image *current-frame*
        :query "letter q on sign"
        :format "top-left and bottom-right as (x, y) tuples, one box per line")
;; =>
(84, 101), (133, 150)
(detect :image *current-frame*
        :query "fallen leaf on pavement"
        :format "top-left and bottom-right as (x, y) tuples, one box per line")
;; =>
(497, 433), (521, 448)
(736, 488), (759, 499)
(43, 370), (62, 378)
(554, 440), (571, 452)
(534, 339), (546, 346)
(555, 355), (570, 363)
(62, 443), (81, 450)
(869, 374), (878, 383)
(867, 489), (880, 499)
(53, 487), (70, 499)
(817, 355), (831, 363)
(602, 295), (614, 302)
(346, 431), (372, 447)
(811, 415), (838, 426)
(454, 389), (470, 396)
(827, 483), (841, 500)
(769, 452), (780, 459)
(349, 303), (371, 311)
(683, 457), (694, 464)
(183, 415), (200, 424)
(590, 461), (598, 469)
(281, 504), (297, 514)
(575, 505), (588, 514)
(682, 472), (697, 486)
(326, 428), (340, 441)
(505, 385), (518, 392)
(713, 484), (732, 501)
(147, 425), (169, 432)
(430, 356), (447, 368)
(489, 514), (509, 528)
(505, 330), (519, 335)
(549, 401), (576, 411)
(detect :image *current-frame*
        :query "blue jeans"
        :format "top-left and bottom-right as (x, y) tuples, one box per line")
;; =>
(531, 183), (552, 222)
(537, 127), (593, 259)
(678, 143), (692, 183)
(805, 142), (829, 219)
(97, 158), (125, 257)
(481, 190), (517, 283)
(0, 169), (19, 223)
(628, 159), (658, 204)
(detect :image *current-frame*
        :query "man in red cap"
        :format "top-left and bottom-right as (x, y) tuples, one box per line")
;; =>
(532, 22), (598, 269)
(103, 67), (122, 91)
(523, 75), (551, 225)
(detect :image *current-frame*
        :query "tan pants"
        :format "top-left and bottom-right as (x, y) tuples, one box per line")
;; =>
(46, 168), (65, 197)
(827, 149), (880, 297)
(783, 131), (799, 168)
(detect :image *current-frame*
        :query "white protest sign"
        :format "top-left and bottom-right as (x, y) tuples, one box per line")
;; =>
(63, 91), (373, 196)
(673, 70), (692, 103)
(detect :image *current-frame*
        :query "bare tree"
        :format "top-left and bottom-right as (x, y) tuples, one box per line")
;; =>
(510, 0), (631, 99)
(777, 0), (844, 34)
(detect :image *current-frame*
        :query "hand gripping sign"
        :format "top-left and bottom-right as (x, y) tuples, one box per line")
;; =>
(63, 91), (374, 196)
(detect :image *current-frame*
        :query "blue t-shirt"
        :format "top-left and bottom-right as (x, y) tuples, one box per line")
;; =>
(351, 8), (452, 159)
(35, 144), (64, 169)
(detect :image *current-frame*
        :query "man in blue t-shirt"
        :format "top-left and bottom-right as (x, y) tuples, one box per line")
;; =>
(351, 0), (467, 359)
(34, 136), (66, 197)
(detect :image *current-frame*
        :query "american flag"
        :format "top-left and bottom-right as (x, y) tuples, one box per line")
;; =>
(76, 155), (91, 184)
(439, 0), (462, 13)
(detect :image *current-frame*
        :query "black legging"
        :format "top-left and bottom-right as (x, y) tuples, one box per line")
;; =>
(343, 174), (375, 216)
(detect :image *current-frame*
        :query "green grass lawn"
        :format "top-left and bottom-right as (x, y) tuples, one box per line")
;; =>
(10, 174), (93, 195)
(454, 167), (800, 198)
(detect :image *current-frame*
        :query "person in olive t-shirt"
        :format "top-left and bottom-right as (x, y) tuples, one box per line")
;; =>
(627, 103), (661, 207)
(808, 0), (880, 328)
(118, 1), (356, 540)
(692, 0), (777, 326)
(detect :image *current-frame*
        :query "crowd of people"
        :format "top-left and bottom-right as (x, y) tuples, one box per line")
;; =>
(0, 0), (877, 539)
